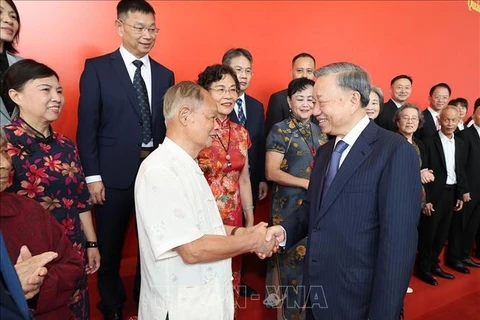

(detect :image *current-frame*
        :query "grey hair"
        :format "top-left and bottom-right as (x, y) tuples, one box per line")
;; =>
(314, 62), (371, 108)
(394, 103), (425, 129)
(163, 81), (205, 126)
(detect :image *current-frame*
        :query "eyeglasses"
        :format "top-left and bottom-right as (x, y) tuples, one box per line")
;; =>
(118, 20), (159, 35)
(209, 87), (239, 96)
(233, 67), (252, 76)
(433, 95), (449, 101)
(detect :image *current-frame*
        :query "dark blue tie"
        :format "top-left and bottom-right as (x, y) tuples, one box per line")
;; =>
(132, 60), (153, 144)
(0, 233), (30, 320)
(236, 98), (246, 127)
(322, 140), (349, 199)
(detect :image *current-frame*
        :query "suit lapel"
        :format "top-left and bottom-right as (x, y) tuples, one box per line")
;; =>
(315, 141), (334, 213)
(316, 122), (377, 224)
(470, 126), (480, 149)
(244, 95), (254, 130)
(434, 133), (447, 171)
(150, 59), (160, 126)
(110, 50), (142, 119)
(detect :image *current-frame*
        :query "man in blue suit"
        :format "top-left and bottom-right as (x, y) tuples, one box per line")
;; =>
(267, 62), (421, 320)
(76, 1), (174, 319)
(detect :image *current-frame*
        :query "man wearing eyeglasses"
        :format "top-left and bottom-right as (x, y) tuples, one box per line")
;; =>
(76, 0), (174, 319)
(415, 83), (451, 142)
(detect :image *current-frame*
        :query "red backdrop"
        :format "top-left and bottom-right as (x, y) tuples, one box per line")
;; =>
(15, 0), (480, 139)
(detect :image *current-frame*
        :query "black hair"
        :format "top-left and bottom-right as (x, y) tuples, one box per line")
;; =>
(291, 52), (316, 66)
(390, 74), (412, 86)
(287, 78), (315, 98)
(117, 0), (155, 18)
(429, 83), (451, 96)
(222, 48), (253, 66)
(197, 64), (240, 91)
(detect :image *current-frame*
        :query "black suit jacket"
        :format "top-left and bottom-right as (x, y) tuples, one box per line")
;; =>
(230, 94), (266, 201)
(375, 99), (398, 131)
(281, 121), (421, 319)
(415, 109), (438, 142)
(265, 89), (288, 136)
(423, 132), (466, 205)
(77, 49), (174, 189)
(459, 126), (480, 197)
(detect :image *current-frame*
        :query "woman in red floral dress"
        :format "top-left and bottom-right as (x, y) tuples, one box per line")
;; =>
(2, 59), (100, 320)
(197, 64), (255, 312)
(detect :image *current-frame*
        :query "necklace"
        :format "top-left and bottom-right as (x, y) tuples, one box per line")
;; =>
(216, 120), (232, 168)
(291, 117), (317, 168)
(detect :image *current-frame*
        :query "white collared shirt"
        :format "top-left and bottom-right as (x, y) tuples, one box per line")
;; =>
(335, 115), (371, 168)
(458, 122), (464, 131)
(135, 137), (234, 320)
(428, 107), (440, 130)
(438, 131), (457, 185)
(234, 93), (247, 120)
(392, 99), (403, 108)
(474, 123), (480, 138)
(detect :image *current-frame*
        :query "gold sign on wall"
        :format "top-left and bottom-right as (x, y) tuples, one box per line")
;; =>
(468, 0), (480, 12)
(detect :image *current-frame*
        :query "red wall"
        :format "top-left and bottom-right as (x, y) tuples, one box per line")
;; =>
(16, 1), (480, 140)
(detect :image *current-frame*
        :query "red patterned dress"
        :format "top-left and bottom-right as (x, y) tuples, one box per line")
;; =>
(4, 117), (92, 320)
(197, 118), (251, 308)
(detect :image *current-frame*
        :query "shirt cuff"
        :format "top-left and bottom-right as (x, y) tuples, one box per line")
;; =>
(85, 175), (102, 184)
(278, 226), (287, 247)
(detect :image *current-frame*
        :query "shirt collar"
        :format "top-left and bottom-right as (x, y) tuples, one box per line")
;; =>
(119, 45), (150, 68)
(427, 107), (439, 118)
(391, 99), (403, 108)
(439, 130), (455, 143)
(163, 137), (204, 174)
(335, 115), (371, 148)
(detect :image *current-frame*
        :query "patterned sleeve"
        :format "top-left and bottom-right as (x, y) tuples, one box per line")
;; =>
(70, 140), (92, 213)
(266, 123), (287, 154)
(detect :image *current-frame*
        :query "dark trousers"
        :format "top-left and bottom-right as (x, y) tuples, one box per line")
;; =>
(418, 186), (456, 273)
(448, 197), (480, 262)
(95, 184), (141, 314)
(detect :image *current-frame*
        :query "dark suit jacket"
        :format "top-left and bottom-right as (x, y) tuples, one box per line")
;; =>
(422, 132), (466, 205)
(415, 109), (437, 142)
(375, 99), (398, 131)
(281, 121), (421, 320)
(265, 89), (288, 136)
(76, 49), (174, 189)
(459, 126), (480, 196)
(230, 94), (266, 201)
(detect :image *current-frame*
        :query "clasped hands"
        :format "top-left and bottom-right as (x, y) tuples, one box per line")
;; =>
(245, 223), (287, 259)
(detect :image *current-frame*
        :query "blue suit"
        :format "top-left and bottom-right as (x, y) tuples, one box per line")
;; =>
(76, 49), (174, 313)
(0, 232), (31, 320)
(230, 94), (266, 201)
(281, 121), (421, 320)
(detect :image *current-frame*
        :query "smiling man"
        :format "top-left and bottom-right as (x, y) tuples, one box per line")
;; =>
(375, 74), (413, 131)
(266, 62), (421, 320)
(76, 0), (174, 318)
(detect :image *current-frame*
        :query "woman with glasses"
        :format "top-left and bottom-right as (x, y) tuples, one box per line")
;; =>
(197, 64), (254, 316)
(2, 59), (100, 320)
(265, 78), (328, 320)
(0, 0), (22, 126)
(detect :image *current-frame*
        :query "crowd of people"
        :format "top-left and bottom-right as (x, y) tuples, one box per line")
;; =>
(1, 0), (479, 320)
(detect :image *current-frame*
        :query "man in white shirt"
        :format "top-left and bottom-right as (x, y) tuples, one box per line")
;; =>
(415, 83), (451, 142)
(419, 106), (467, 285)
(134, 82), (276, 320)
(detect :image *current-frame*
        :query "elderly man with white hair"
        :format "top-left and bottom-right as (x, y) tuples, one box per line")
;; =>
(134, 81), (276, 320)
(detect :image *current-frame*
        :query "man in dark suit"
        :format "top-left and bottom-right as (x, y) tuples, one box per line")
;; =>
(265, 52), (316, 135)
(267, 62), (421, 320)
(76, 1), (174, 318)
(415, 83), (451, 142)
(375, 74), (412, 131)
(447, 104), (480, 268)
(222, 48), (268, 297)
(418, 106), (466, 285)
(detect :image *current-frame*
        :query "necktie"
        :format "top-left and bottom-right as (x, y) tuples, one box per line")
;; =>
(0, 233), (30, 320)
(132, 60), (152, 144)
(236, 98), (246, 127)
(322, 140), (349, 198)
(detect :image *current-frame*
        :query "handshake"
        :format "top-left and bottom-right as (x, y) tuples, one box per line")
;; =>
(243, 222), (287, 259)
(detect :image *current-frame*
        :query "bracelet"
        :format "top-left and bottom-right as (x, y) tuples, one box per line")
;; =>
(242, 205), (254, 213)
(231, 227), (241, 236)
(86, 241), (98, 248)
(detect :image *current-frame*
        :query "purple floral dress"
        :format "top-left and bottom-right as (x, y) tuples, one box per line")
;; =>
(5, 117), (91, 320)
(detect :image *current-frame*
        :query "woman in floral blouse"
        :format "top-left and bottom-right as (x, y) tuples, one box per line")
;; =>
(2, 59), (100, 320)
(197, 64), (254, 315)
(265, 78), (327, 320)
